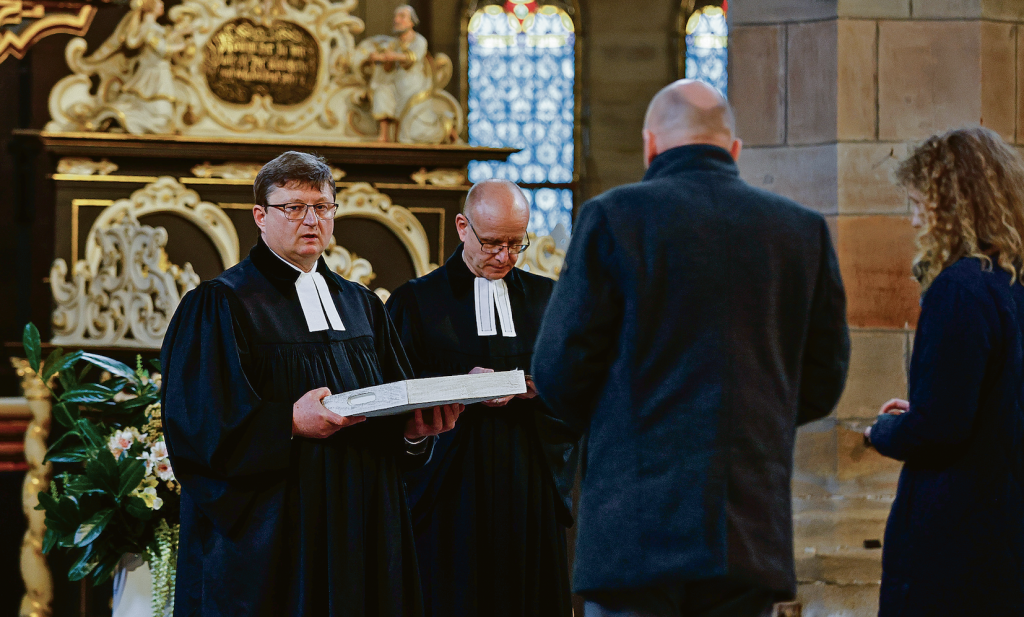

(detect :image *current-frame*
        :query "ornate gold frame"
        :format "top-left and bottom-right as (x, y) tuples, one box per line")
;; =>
(0, 3), (95, 64)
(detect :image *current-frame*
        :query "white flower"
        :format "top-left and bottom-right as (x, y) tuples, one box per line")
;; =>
(108, 429), (135, 459)
(149, 439), (168, 460)
(154, 459), (174, 482)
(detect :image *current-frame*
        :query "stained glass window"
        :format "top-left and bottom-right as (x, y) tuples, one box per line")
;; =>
(466, 2), (576, 236)
(684, 2), (728, 97)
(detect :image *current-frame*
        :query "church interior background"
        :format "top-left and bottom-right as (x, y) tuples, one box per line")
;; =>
(2, 0), (1023, 614)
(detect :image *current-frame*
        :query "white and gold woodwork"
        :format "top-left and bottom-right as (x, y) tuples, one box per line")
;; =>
(47, 176), (435, 349)
(43, 0), (464, 144)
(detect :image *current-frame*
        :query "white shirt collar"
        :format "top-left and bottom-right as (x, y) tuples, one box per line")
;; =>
(266, 244), (345, 333)
(474, 277), (516, 337)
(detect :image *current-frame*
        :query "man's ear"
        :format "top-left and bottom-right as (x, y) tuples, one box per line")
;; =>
(729, 138), (743, 162)
(455, 213), (470, 242)
(253, 205), (266, 233)
(642, 129), (657, 169)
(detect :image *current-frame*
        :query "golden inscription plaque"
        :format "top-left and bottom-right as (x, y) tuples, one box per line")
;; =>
(203, 18), (319, 106)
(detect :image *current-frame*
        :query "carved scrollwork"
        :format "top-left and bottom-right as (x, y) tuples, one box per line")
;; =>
(516, 233), (565, 280)
(56, 157), (118, 176)
(84, 176), (239, 272)
(51, 211), (201, 349)
(411, 167), (466, 187)
(335, 183), (436, 276)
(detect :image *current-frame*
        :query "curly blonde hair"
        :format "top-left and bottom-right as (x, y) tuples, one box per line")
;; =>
(895, 126), (1024, 291)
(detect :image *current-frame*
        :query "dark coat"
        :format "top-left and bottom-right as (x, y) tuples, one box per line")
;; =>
(531, 144), (850, 597)
(870, 258), (1024, 617)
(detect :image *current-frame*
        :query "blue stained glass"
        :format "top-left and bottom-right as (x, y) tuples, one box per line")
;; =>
(685, 8), (728, 97)
(468, 6), (575, 236)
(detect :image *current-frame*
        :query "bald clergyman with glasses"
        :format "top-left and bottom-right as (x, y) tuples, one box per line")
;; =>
(386, 179), (579, 617)
(161, 151), (465, 616)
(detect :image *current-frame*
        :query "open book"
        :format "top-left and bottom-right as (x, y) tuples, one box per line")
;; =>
(322, 370), (527, 418)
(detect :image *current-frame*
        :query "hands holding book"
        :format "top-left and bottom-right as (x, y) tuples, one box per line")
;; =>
(470, 367), (538, 407)
(292, 386), (465, 440)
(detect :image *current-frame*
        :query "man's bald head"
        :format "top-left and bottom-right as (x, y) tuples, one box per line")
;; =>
(642, 79), (740, 166)
(458, 179), (531, 279)
(463, 179), (530, 224)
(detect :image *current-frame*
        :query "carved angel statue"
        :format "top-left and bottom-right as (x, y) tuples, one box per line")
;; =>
(45, 0), (194, 134)
(352, 5), (462, 144)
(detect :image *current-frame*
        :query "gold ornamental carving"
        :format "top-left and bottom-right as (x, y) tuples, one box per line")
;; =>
(516, 233), (565, 280)
(192, 161), (345, 181)
(411, 167), (466, 187)
(335, 182), (436, 277)
(56, 157), (118, 176)
(10, 358), (54, 617)
(50, 210), (202, 349)
(43, 0), (465, 144)
(0, 0), (95, 64)
(84, 177), (240, 270)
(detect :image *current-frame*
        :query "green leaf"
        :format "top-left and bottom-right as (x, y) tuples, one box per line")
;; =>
(22, 323), (41, 373)
(91, 554), (119, 585)
(41, 527), (60, 554)
(117, 459), (147, 500)
(73, 509), (114, 546)
(44, 432), (88, 464)
(58, 365), (79, 392)
(51, 402), (80, 428)
(60, 383), (116, 404)
(85, 448), (120, 495)
(42, 350), (83, 384)
(148, 358), (161, 373)
(40, 348), (63, 384)
(67, 545), (96, 581)
(125, 496), (154, 521)
(117, 395), (157, 410)
(75, 419), (107, 450)
(81, 353), (137, 383)
(62, 475), (102, 495)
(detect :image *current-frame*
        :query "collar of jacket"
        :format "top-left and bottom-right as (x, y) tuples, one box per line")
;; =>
(642, 143), (739, 182)
(249, 235), (345, 296)
(445, 243), (525, 297)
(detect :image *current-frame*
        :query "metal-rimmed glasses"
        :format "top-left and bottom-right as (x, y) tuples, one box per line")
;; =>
(263, 202), (340, 221)
(465, 218), (530, 255)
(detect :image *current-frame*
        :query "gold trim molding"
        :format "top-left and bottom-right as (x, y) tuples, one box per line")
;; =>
(10, 358), (54, 617)
(411, 167), (466, 187)
(0, 2), (95, 64)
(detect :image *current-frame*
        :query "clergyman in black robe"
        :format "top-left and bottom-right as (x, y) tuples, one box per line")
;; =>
(161, 151), (462, 617)
(385, 179), (578, 617)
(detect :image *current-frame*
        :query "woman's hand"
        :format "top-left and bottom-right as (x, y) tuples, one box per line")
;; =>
(879, 398), (910, 415)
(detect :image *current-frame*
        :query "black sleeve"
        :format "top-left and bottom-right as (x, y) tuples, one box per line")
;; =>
(532, 202), (623, 437)
(160, 283), (293, 535)
(870, 278), (995, 462)
(797, 217), (851, 426)
(368, 288), (435, 469)
(384, 283), (427, 378)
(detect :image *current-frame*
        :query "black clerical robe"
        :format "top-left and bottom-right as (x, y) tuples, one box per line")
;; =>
(385, 245), (577, 617)
(161, 238), (427, 617)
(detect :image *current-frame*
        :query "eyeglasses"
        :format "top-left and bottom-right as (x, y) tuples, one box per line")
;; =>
(263, 202), (340, 221)
(465, 218), (530, 255)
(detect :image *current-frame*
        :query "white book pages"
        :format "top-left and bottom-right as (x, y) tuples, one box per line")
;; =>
(322, 370), (527, 418)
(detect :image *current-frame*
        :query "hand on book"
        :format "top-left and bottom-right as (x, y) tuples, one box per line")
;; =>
(405, 404), (465, 439)
(515, 378), (538, 400)
(469, 367), (515, 407)
(293, 387), (366, 439)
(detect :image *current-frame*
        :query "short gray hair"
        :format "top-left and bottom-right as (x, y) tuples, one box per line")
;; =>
(395, 4), (420, 25)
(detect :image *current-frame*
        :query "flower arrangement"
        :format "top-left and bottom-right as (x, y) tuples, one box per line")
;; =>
(23, 324), (180, 613)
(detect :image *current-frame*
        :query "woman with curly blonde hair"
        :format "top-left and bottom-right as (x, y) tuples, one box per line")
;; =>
(866, 126), (1024, 617)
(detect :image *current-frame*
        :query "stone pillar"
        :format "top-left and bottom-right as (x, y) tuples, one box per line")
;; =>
(731, 1), (1024, 614)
